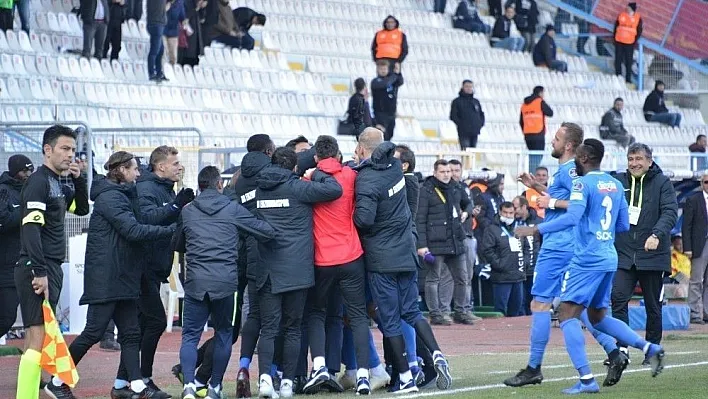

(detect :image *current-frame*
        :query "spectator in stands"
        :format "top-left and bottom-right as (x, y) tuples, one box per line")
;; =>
(102, 0), (126, 61)
(611, 143), (678, 354)
(209, 0), (242, 48)
(488, 0), (502, 18)
(689, 134), (707, 171)
(512, 196), (542, 315)
(482, 201), (526, 316)
(491, 6), (525, 52)
(286, 136), (312, 153)
(81, 0), (110, 59)
(434, 0), (446, 13)
(600, 97), (635, 148)
(164, 0), (186, 65)
(452, 0), (490, 34)
(681, 172), (708, 325)
(520, 166), (547, 218)
(372, 15), (408, 72)
(178, 0), (208, 67)
(450, 80), (485, 149)
(507, 0), (539, 52)
(614, 2), (642, 85)
(643, 80), (681, 128)
(126, 0), (142, 20)
(348, 78), (372, 139)
(232, 7), (267, 51)
(0, 0), (13, 31)
(13, 0), (29, 32)
(533, 25), (567, 72)
(520, 86), (553, 172)
(371, 60), (404, 141)
(147, 0), (168, 81)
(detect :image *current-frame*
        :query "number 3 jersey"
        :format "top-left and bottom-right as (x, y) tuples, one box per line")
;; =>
(569, 170), (629, 272)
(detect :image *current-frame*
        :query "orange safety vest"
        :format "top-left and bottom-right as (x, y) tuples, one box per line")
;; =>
(615, 12), (641, 45)
(524, 188), (545, 218)
(520, 98), (545, 135)
(375, 29), (403, 59)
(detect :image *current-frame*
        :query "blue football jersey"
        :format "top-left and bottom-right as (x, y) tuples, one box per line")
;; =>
(540, 159), (578, 252)
(568, 171), (629, 272)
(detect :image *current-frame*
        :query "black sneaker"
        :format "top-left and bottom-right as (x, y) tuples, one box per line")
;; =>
(503, 365), (543, 387)
(603, 351), (629, 387)
(292, 375), (308, 394)
(44, 383), (77, 399)
(145, 380), (172, 399)
(158, 74), (169, 82)
(303, 366), (330, 394)
(172, 364), (185, 385)
(100, 338), (121, 351)
(321, 374), (344, 393)
(111, 387), (136, 399)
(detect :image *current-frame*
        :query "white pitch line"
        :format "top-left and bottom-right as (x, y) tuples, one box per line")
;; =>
(394, 360), (708, 399)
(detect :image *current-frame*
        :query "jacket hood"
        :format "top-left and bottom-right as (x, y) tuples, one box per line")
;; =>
(0, 171), (23, 190)
(383, 15), (400, 29)
(257, 166), (295, 190)
(191, 189), (230, 216)
(370, 142), (397, 170)
(524, 94), (540, 104)
(458, 90), (475, 98)
(317, 157), (343, 174)
(137, 169), (175, 189)
(241, 151), (272, 178)
(89, 176), (136, 201)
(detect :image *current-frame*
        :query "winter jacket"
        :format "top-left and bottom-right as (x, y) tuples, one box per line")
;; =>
(310, 158), (363, 267)
(416, 177), (472, 256)
(255, 166), (342, 294)
(532, 32), (557, 66)
(371, 15), (408, 62)
(347, 92), (369, 137)
(404, 172), (420, 223)
(181, 0), (207, 59)
(482, 218), (527, 284)
(516, 208), (543, 276)
(173, 189), (275, 301)
(599, 108), (628, 139)
(450, 91), (485, 138)
(491, 15), (515, 42)
(210, 0), (236, 40)
(165, 0), (186, 37)
(107, 0), (126, 27)
(79, 0), (111, 25)
(81, 178), (174, 305)
(453, 0), (484, 27)
(612, 163), (678, 272)
(136, 170), (180, 282)
(0, 172), (23, 288)
(146, 0), (167, 25)
(643, 86), (670, 121)
(232, 7), (258, 33)
(354, 142), (419, 273)
(508, 0), (538, 33)
(371, 72), (404, 116)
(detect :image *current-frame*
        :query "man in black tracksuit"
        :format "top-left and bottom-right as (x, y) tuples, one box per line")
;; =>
(450, 80), (485, 149)
(611, 143), (678, 351)
(254, 147), (343, 397)
(512, 196), (542, 316)
(371, 61), (404, 141)
(354, 129), (451, 393)
(0, 155), (34, 339)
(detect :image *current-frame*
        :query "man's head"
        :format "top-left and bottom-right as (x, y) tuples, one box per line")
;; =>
(394, 144), (415, 173)
(575, 139), (605, 176)
(285, 136), (311, 153)
(512, 196), (530, 220)
(198, 166), (223, 193)
(356, 128), (384, 161)
(314, 135), (339, 162)
(384, 16), (397, 30)
(247, 134), (275, 157)
(613, 97), (624, 112)
(433, 160), (452, 184)
(42, 125), (77, 174)
(627, 142), (653, 178)
(500, 201), (516, 225)
(354, 77), (368, 96)
(545, 24), (555, 38)
(627, 2), (637, 14)
(701, 172), (708, 195)
(533, 85), (545, 99)
(449, 159), (463, 182)
(655, 80), (665, 93)
(8, 154), (34, 182)
(696, 134), (707, 148)
(376, 60), (389, 77)
(149, 145), (181, 182)
(462, 79), (474, 95)
(534, 166), (549, 186)
(504, 5), (516, 19)
(551, 122), (584, 159)
(271, 147), (299, 172)
(105, 151), (139, 184)
(252, 13), (266, 26)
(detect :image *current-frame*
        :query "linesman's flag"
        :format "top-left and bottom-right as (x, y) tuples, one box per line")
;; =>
(40, 300), (79, 388)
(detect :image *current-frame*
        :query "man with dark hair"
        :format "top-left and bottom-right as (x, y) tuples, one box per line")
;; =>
(371, 60), (404, 141)
(255, 146), (343, 398)
(453, 0), (491, 34)
(450, 80), (485, 149)
(173, 166), (274, 399)
(611, 142), (678, 357)
(689, 134), (707, 171)
(394, 144), (418, 220)
(600, 98), (634, 148)
(533, 25), (567, 72)
(247, 134), (276, 154)
(348, 78), (372, 138)
(231, 6), (266, 50)
(16, 125), (90, 399)
(286, 136), (312, 153)
(520, 86), (554, 172)
(512, 196), (543, 315)
(643, 81), (681, 128)
(522, 166), (548, 218)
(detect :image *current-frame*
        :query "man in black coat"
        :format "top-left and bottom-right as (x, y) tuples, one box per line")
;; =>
(0, 155), (33, 339)
(682, 172), (708, 324)
(532, 25), (567, 72)
(512, 196), (543, 316)
(173, 166), (275, 399)
(353, 128), (452, 393)
(371, 61), (404, 141)
(600, 98), (634, 148)
(643, 80), (682, 128)
(508, 0), (539, 51)
(483, 202), (527, 317)
(231, 7), (266, 50)
(254, 147), (342, 398)
(450, 80), (485, 149)
(417, 160), (474, 325)
(611, 143), (678, 351)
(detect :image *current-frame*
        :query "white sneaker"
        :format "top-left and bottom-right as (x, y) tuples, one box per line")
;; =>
(338, 371), (357, 391)
(279, 379), (293, 398)
(369, 366), (391, 391)
(259, 374), (279, 398)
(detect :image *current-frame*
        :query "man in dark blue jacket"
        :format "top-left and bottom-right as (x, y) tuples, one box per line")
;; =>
(353, 128), (452, 393)
(450, 80), (485, 149)
(533, 25), (567, 72)
(371, 61), (404, 141)
(452, 0), (490, 34)
(173, 166), (275, 399)
(254, 147), (342, 398)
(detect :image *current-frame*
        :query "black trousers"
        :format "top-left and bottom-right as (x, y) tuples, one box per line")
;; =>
(459, 133), (478, 149)
(0, 9), (13, 31)
(487, 0), (502, 17)
(69, 300), (142, 381)
(239, 279), (261, 364)
(611, 267), (665, 345)
(306, 258), (369, 373)
(104, 320), (116, 341)
(375, 113), (396, 141)
(103, 19), (122, 61)
(0, 286), (19, 338)
(615, 43), (634, 83)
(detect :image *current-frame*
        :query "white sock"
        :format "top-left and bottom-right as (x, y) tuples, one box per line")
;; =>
(130, 380), (147, 393)
(345, 369), (357, 377)
(195, 379), (206, 388)
(399, 370), (413, 383)
(356, 368), (369, 380)
(433, 350), (443, 358)
(313, 356), (326, 371)
(184, 383), (196, 391)
(209, 384), (221, 393)
(52, 376), (65, 387)
(277, 370), (283, 379)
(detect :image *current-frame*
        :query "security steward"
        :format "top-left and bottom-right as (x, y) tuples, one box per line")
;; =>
(614, 2), (642, 84)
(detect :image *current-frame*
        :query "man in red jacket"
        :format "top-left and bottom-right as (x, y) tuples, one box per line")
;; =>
(302, 135), (372, 395)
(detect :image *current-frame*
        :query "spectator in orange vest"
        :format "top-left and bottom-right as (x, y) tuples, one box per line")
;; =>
(521, 166), (547, 218)
(614, 2), (642, 84)
(371, 15), (409, 72)
(519, 86), (554, 172)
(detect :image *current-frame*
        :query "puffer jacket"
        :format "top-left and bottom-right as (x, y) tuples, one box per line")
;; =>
(416, 176), (472, 256)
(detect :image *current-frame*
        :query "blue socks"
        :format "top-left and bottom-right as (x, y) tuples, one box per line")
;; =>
(270, 364), (278, 377)
(528, 311), (552, 368)
(593, 315), (647, 350)
(580, 311), (618, 355)
(239, 357), (250, 370)
(402, 322), (417, 365)
(114, 379), (129, 389)
(560, 318), (593, 378)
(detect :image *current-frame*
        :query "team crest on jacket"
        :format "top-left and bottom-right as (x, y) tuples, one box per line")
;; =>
(569, 168), (578, 178)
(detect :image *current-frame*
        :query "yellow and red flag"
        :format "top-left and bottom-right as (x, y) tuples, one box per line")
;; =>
(40, 300), (79, 388)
